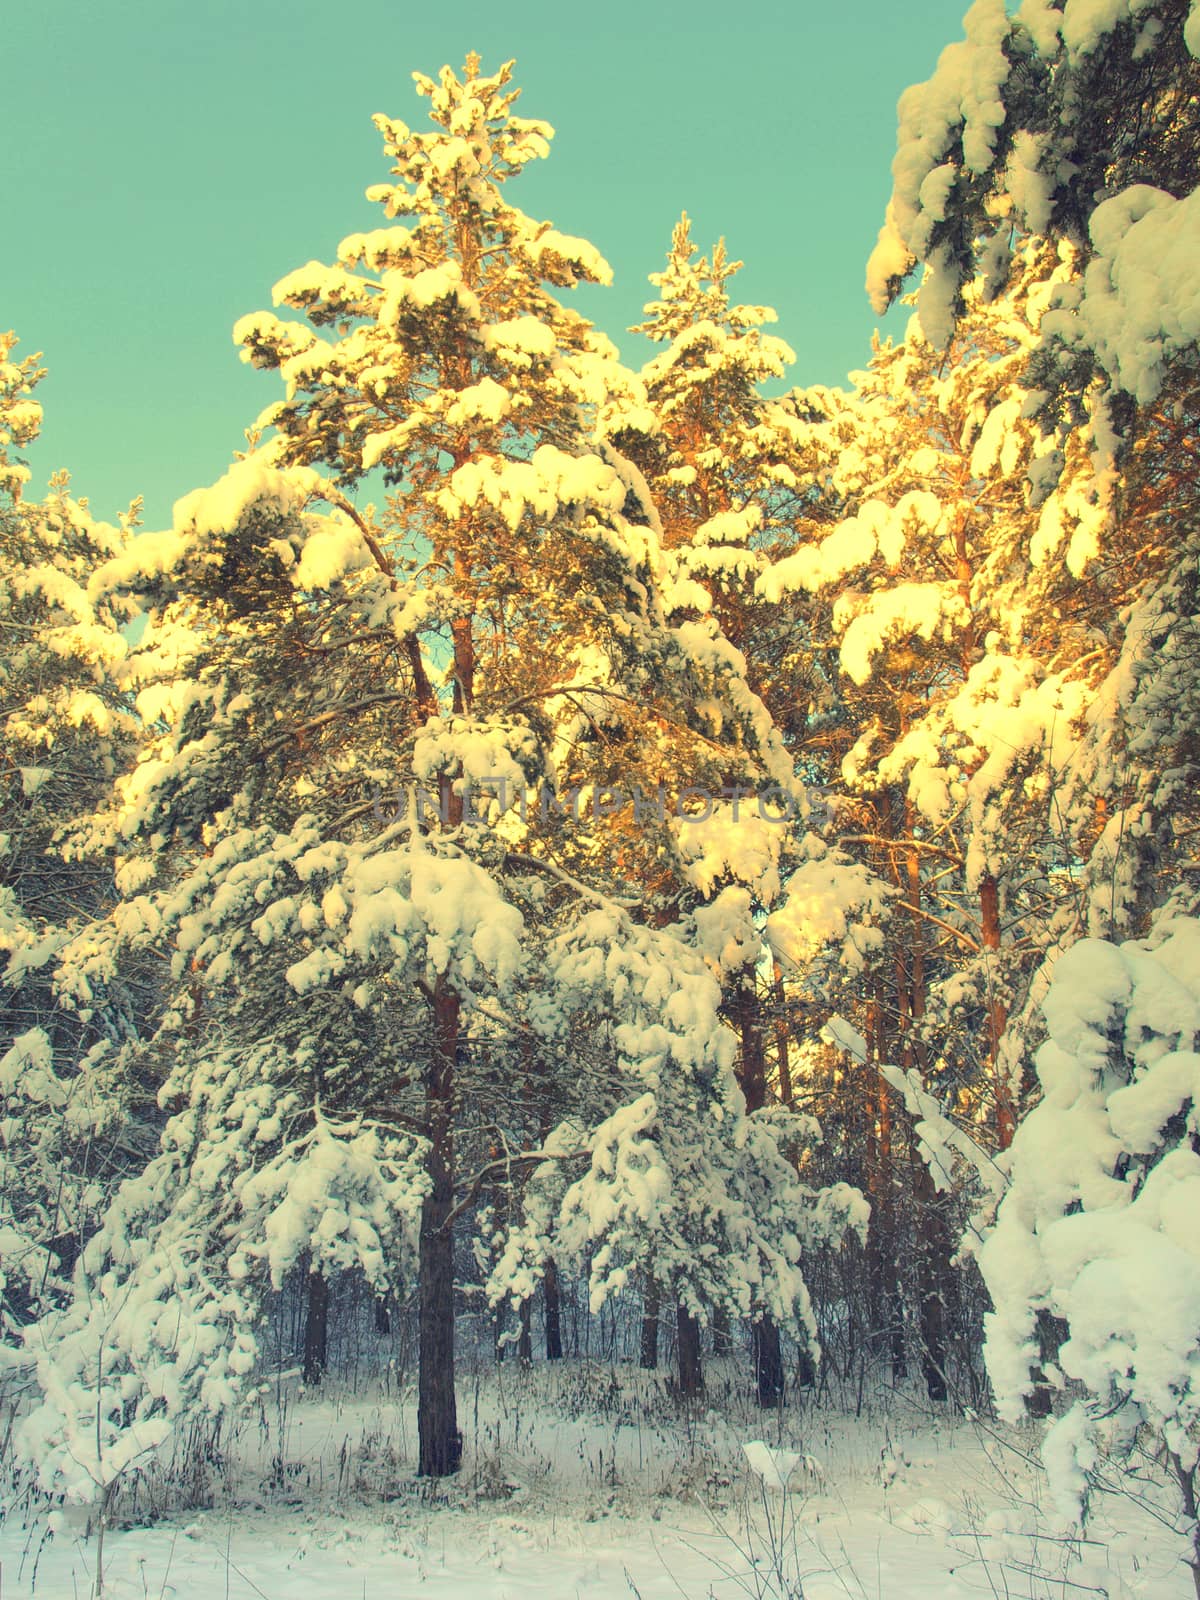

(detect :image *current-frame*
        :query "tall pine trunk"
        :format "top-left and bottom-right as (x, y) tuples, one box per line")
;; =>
(711, 1305), (734, 1356)
(911, 1156), (949, 1402)
(981, 872), (1016, 1148)
(753, 1318), (785, 1408)
(517, 1296), (533, 1367)
(302, 1265), (329, 1385)
(418, 978), (461, 1477)
(543, 1258), (563, 1360)
(733, 975), (788, 1406)
(676, 1304), (704, 1398)
(900, 818), (947, 1401)
(865, 989), (906, 1381)
(640, 1273), (660, 1370)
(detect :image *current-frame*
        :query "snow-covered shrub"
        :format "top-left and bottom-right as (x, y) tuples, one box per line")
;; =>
(18, 1063), (427, 1506)
(981, 915), (1200, 1558)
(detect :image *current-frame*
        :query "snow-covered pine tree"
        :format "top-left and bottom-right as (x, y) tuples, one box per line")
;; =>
(764, 246), (1109, 1147)
(748, 241), (1138, 1394)
(20, 59), (846, 1492)
(603, 214), (808, 665)
(590, 220), (874, 1402)
(867, 0), (1200, 426)
(1052, 365), (1200, 944)
(864, 0), (1200, 963)
(980, 912), (1200, 1590)
(0, 333), (143, 1343)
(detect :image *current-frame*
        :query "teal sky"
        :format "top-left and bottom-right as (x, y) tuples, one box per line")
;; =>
(6, 0), (972, 531)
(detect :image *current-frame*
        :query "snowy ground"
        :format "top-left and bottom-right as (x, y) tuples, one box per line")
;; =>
(1, 1359), (1189, 1598)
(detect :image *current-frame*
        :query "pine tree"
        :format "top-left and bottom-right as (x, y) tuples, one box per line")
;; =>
(751, 243), (1136, 1393)
(0, 333), (143, 1341)
(981, 913), (1200, 1590)
(593, 222), (874, 1401)
(20, 58), (845, 1490)
(867, 0), (1200, 422)
(604, 214), (808, 665)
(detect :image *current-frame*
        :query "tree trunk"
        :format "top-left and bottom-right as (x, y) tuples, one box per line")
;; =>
(711, 1305), (734, 1356)
(771, 965), (794, 1107)
(517, 1295), (533, 1367)
(911, 1157), (949, 1402)
(493, 1295), (508, 1362)
(543, 1258), (563, 1361)
(1169, 1452), (1200, 1600)
(302, 1265), (329, 1386)
(981, 871), (1016, 1149)
(676, 1303), (704, 1398)
(753, 1317), (785, 1408)
(866, 993), (906, 1381)
(732, 974), (789, 1405)
(796, 1345), (817, 1390)
(1026, 1310), (1068, 1419)
(418, 979), (461, 1477)
(900, 824), (946, 1401)
(640, 1273), (660, 1370)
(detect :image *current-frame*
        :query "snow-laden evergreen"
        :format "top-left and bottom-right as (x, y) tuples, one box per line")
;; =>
(982, 914), (1200, 1576)
(14, 60), (849, 1500)
(868, 0), (1200, 417)
(3, 12), (1199, 1584)
(0, 336), (144, 1346)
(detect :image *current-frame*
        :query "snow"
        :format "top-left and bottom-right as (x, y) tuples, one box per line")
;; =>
(1042, 185), (1200, 404)
(671, 802), (783, 902)
(1, 1369), (1188, 1599)
(1003, 130), (1054, 233)
(868, 650), (1087, 858)
(271, 259), (365, 311)
(231, 1114), (428, 1290)
(1059, 0), (1159, 59)
(481, 315), (559, 361)
(692, 887), (763, 979)
(835, 581), (965, 686)
(444, 375), (513, 427)
(969, 397), (1023, 478)
(308, 840), (530, 992)
(437, 445), (630, 532)
(0, 1028), (65, 1109)
(766, 856), (888, 976)
(526, 228), (613, 287)
(379, 260), (482, 323)
(742, 1439), (821, 1492)
(866, 0), (1012, 318)
(757, 493), (939, 602)
(336, 223), (422, 268)
(173, 458), (325, 541)
(879, 1059), (1010, 1209)
(412, 714), (541, 815)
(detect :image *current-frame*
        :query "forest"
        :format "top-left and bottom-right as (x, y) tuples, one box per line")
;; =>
(3, 2), (1200, 1596)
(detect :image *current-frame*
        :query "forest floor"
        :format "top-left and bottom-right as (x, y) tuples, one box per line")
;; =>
(0, 1357), (1189, 1599)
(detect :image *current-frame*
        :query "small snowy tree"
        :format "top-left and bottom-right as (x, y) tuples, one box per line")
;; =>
(488, 901), (867, 1397)
(980, 913), (1200, 1592)
(604, 214), (808, 661)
